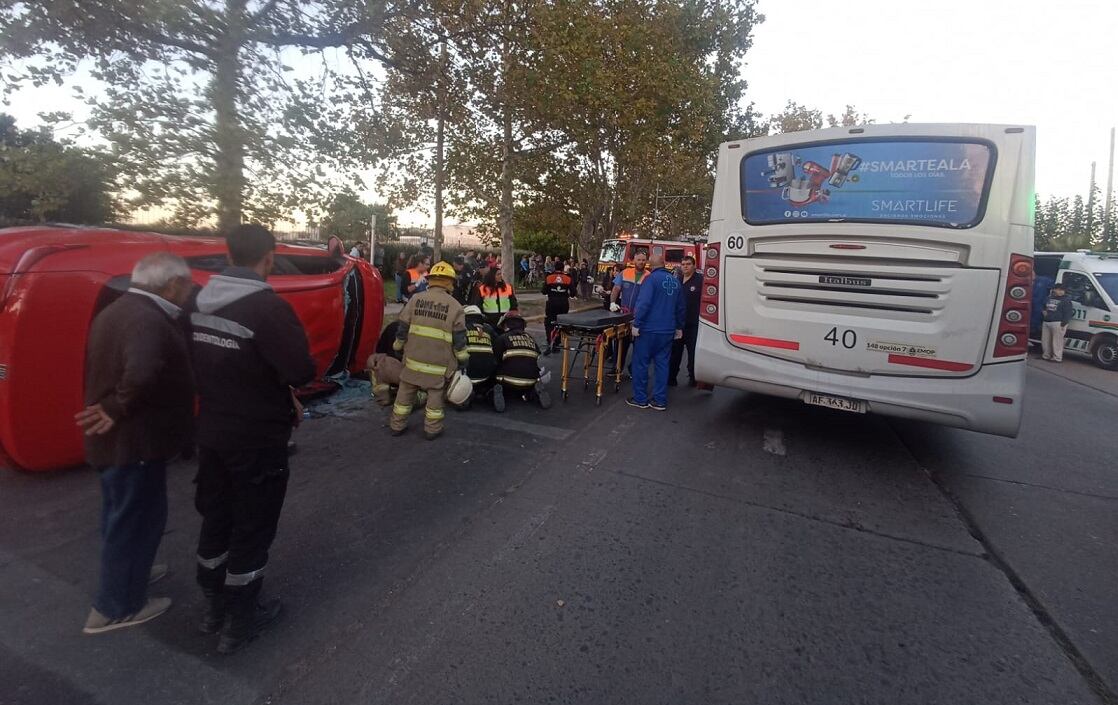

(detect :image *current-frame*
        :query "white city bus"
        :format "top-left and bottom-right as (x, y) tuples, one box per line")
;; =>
(695, 123), (1035, 437)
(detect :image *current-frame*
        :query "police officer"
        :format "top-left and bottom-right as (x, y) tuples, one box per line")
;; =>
(190, 223), (316, 654)
(390, 261), (469, 439)
(493, 314), (551, 411)
(461, 305), (499, 407)
(669, 255), (704, 386)
(542, 264), (574, 353)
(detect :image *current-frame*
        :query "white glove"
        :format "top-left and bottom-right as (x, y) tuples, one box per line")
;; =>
(609, 302), (620, 313)
(631, 326), (640, 337)
(674, 329), (683, 340)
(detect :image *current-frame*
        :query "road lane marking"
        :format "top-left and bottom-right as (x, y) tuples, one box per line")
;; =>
(763, 427), (786, 456)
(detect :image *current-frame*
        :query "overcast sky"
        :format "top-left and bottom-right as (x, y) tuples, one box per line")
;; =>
(743, 0), (1117, 200)
(5, 0), (1116, 224)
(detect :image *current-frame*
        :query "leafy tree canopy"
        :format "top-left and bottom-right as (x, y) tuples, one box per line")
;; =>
(320, 188), (397, 242)
(0, 0), (417, 230)
(0, 113), (116, 223)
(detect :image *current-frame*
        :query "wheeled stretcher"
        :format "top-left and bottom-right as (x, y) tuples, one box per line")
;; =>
(554, 310), (633, 406)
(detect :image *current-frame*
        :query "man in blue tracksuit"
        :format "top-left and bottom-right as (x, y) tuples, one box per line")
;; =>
(627, 254), (686, 411)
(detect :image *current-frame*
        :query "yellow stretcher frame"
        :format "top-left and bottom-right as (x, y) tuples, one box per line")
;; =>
(558, 320), (631, 406)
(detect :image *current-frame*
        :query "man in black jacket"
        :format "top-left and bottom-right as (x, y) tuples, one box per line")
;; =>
(190, 223), (316, 654)
(78, 252), (195, 635)
(1042, 281), (1075, 362)
(669, 255), (704, 386)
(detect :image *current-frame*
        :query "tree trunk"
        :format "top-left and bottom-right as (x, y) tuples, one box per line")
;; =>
(499, 103), (515, 287)
(433, 37), (447, 261)
(212, 0), (247, 232)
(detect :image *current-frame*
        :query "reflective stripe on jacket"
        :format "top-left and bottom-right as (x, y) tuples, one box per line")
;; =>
(397, 287), (467, 388)
(494, 330), (540, 388)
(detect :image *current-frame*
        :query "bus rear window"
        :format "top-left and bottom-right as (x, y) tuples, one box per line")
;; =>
(740, 139), (995, 229)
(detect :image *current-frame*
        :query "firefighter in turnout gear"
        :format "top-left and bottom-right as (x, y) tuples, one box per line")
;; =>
(368, 321), (403, 406)
(390, 262), (469, 440)
(542, 267), (574, 353)
(493, 314), (551, 412)
(462, 305), (499, 407)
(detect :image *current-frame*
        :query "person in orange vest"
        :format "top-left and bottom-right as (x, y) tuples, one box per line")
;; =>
(400, 254), (430, 302)
(542, 265), (574, 353)
(470, 266), (518, 330)
(606, 250), (649, 373)
(390, 261), (469, 440)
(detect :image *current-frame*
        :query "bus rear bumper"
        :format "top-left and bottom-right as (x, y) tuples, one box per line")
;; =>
(695, 327), (1026, 438)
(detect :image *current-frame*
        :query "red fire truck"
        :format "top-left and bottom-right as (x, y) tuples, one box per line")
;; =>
(595, 236), (700, 279)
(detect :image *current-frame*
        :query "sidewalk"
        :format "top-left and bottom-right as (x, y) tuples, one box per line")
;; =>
(1027, 355), (1118, 398)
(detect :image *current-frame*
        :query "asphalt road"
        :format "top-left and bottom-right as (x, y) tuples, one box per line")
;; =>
(1, 337), (1115, 705)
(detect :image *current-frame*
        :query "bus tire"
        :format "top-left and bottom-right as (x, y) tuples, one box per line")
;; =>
(1090, 335), (1118, 370)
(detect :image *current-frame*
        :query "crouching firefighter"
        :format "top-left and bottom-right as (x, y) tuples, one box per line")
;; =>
(368, 320), (404, 406)
(458, 305), (499, 408)
(493, 313), (552, 412)
(390, 261), (469, 440)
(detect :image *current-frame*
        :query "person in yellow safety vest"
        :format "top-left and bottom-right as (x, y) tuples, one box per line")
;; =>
(492, 314), (551, 412)
(390, 261), (469, 440)
(470, 266), (518, 330)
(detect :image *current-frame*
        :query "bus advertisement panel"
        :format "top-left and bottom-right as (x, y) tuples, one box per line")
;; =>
(741, 139), (995, 228)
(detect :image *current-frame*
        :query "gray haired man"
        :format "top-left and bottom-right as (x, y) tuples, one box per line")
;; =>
(78, 252), (196, 634)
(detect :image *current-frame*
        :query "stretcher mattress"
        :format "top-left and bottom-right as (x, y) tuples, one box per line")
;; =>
(556, 310), (633, 330)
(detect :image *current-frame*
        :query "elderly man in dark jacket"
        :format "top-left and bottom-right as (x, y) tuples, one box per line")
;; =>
(77, 252), (195, 634)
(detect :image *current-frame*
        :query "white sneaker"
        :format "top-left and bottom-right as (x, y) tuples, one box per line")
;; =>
(83, 597), (172, 635)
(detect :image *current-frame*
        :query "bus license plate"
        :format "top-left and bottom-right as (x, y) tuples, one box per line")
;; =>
(805, 392), (866, 414)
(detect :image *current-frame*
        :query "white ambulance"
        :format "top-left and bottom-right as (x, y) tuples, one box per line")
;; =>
(1032, 251), (1118, 369)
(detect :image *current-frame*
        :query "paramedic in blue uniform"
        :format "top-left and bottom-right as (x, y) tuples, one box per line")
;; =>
(627, 254), (685, 411)
(669, 255), (703, 386)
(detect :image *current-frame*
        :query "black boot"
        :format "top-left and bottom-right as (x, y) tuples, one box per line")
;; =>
(196, 563), (226, 635)
(217, 579), (282, 654)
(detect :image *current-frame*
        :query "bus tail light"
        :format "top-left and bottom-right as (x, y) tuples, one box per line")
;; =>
(993, 254), (1032, 358)
(700, 242), (721, 325)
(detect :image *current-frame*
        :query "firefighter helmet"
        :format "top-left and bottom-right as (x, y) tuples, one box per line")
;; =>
(463, 305), (483, 317)
(498, 312), (525, 330)
(446, 370), (474, 407)
(428, 261), (457, 280)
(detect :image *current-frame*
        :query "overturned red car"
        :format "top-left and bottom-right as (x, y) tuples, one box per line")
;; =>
(0, 225), (384, 472)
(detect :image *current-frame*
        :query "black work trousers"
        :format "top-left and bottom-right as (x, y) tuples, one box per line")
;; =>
(544, 298), (569, 350)
(669, 325), (699, 383)
(195, 445), (290, 588)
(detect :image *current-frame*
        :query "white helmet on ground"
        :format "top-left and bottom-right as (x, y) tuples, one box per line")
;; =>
(446, 370), (474, 407)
